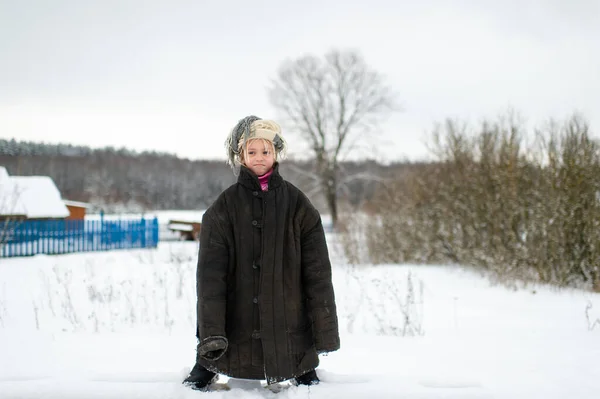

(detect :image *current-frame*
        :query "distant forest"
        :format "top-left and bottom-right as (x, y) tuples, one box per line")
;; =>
(0, 138), (420, 213)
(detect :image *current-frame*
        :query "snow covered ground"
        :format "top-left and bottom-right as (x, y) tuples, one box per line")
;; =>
(1, 234), (599, 398)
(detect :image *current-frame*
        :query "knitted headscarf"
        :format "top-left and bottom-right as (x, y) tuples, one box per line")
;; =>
(225, 115), (287, 170)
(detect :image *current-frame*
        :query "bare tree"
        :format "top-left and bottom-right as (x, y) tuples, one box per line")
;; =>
(269, 49), (398, 228)
(0, 168), (23, 252)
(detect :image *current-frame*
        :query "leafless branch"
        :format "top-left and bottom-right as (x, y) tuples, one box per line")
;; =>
(269, 49), (399, 227)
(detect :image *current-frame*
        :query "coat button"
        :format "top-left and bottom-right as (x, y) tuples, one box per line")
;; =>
(252, 331), (261, 339)
(253, 191), (259, 196)
(252, 220), (258, 226)
(253, 262), (259, 270)
(253, 297), (258, 304)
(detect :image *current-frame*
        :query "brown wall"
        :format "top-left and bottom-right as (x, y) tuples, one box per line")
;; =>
(66, 205), (86, 220)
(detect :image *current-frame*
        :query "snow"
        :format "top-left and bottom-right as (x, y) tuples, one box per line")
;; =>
(63, 200), (91, 208)
(0, 233), (599, 398)
(0, 167), (69, 218)
(10, 176), (70, 219)
(0, 167), (27, 216)
(168, 223), (195, 232)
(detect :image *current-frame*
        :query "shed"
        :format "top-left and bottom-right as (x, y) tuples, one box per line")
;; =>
(167, 219), (202, 241)
(63, 200), (91, 220)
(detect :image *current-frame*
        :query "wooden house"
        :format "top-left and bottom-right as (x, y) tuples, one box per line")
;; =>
(0, 166), (69, 221)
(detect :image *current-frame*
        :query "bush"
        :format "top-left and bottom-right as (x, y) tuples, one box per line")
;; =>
(350, 114), (600, 291)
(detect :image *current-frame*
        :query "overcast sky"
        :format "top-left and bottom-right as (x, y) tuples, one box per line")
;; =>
(1, 0), (599, 162)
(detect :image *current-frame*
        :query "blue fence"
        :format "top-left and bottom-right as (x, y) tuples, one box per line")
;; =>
(0, 217), (159, 258)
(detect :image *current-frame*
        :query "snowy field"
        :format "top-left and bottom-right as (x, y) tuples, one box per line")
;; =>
(1, 233), (599, 399)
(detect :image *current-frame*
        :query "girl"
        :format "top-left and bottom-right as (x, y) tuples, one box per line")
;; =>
(183, 115), (340, 390)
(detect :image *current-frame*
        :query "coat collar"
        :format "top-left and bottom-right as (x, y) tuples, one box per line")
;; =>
(238, 162), (283, 191)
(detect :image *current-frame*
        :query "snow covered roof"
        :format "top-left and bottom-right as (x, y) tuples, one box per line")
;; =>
(0, 166), (70, 219)
(167, 222), (194, 231)
(63, 199), (91, 208)
(0, 167), (27, 216)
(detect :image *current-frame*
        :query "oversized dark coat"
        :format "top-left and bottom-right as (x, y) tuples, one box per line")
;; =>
(195, 163), (340, 383)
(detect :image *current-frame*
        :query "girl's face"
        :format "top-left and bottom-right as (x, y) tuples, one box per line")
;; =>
(243, 139), (275, 176)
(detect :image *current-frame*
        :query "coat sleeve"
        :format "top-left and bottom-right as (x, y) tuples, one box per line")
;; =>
(196, 211), (229, 341)
(301, 210), (341, 354)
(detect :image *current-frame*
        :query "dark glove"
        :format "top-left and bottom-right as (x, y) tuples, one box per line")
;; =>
(197, 336), (228, 361)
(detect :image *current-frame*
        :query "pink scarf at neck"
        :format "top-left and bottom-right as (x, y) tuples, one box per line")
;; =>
(258, 168), (273, 191)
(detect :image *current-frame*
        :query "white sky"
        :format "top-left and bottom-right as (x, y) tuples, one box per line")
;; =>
(1, 0), (599, 162)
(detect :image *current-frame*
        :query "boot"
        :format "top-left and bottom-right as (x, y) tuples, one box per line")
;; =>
(295, 369), (320, 386)
(182, 362), (217, 391)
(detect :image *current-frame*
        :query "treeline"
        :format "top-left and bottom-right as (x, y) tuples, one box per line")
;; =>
(345, 114), (600, 291)
(0, 139), (181, 158)
(0, 139), (406, 213)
